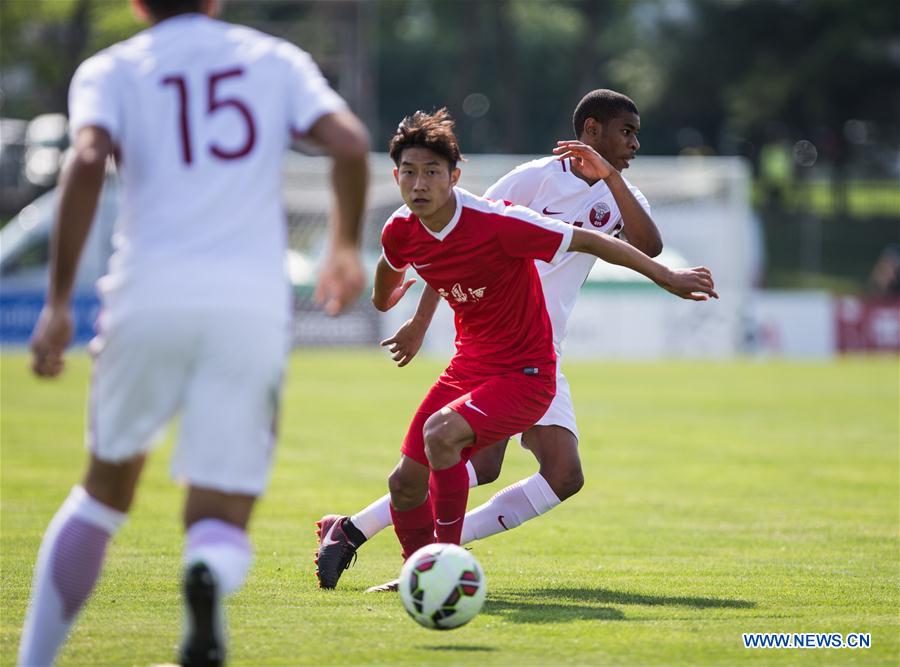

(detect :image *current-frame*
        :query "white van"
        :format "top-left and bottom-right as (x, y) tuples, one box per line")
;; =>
(0, 170), (380, 346)
(0, 178), (118, 344)
(1, 176), (118, 293)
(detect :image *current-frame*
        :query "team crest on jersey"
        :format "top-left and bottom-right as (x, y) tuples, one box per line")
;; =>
(589, 202), (612, 228)
(439, 283), (487, 304)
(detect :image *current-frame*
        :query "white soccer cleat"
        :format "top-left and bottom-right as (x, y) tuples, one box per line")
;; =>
(365, 578), (400, 593)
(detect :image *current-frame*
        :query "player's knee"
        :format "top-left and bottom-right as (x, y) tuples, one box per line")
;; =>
(388, 468), (421, 508)
(387, 468), (407, 498)
(423, 441), (444, 469)
(423, 419), (456, 468)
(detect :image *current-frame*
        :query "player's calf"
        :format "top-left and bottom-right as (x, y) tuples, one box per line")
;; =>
(541, 465), (584, 501)
(468, 439), (509, 485)
(522, 425), (584, 501)
(388, 458), (429, 511)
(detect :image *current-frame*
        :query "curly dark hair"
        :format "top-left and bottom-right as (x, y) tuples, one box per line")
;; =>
(389, 108), (463, 171)
(572, 89), (639, 138)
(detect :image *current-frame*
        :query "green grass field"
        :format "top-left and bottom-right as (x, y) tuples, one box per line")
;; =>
(1, 351), (898, 666)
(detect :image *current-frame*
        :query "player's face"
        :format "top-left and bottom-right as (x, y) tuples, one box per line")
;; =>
(585, 112), (641, 171)
(393, 147), (461, 220)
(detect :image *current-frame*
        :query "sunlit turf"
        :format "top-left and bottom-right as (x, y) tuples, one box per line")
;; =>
(1, 351), (898, 665)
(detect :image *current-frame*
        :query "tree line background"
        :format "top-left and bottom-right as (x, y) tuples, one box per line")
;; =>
(1, 0), (898, 290)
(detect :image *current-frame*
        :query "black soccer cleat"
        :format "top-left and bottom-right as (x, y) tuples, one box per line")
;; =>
(179, 562), (225, 667)
(314, 514), (359, 589)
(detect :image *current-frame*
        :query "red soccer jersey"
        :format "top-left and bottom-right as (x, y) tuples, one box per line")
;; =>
(381, 187), (574, 374)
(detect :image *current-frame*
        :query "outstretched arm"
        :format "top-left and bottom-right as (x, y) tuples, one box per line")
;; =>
(381, 285), (440, 366)
(31, 126), (111, 378)
(568, 227), (718, 301)
(555, 140), (662, 256)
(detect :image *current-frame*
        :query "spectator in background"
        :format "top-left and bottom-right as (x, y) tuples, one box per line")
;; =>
(868, 243), (900, 296)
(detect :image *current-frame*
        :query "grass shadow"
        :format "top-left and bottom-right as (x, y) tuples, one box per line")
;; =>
(482, 596), (626, 624)
(504, 586), (756, 610)
(479, 586), (756, 624)
(419, 645), (498, 652)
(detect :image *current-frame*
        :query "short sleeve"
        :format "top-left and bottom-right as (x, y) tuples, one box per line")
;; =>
(279, 42), (348, 135)
(380, 220), (409, 272)
(68, 53), (121, 142)
(484, 163), (543, 208)
(493, 203), (573, 265)
(624, 178), (651, 215)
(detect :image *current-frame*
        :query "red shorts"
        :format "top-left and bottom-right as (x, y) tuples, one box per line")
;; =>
(401, 364), (556, 467)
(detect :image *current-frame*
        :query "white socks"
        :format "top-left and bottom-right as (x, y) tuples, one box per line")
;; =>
(347, 463), (562, 547)
(350, 461), (479, 540)
(460, 472), (560, 545)
(18, 486), (126, 667)
(465, 460), (478, 488)
(184, 519), (252, 596)
(350, 494), (394, 541)
(17, 493), (252, 667)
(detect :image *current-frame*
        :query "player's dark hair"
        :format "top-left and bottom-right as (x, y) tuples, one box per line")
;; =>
(572, 89), (639, 138)
(142, 0), (203, 19)
(389, 108), (464, 171)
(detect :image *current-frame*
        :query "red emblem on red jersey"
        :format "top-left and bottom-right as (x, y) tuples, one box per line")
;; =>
(589, 202), (612, 228)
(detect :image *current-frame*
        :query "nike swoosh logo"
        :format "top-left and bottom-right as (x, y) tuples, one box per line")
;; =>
(412, 262), (432, 269)
(464, 400), (488, 416)
(542, 206), (563, 216)
(436, 517), (461, 526)
(321, 520), (341, 547)
(498, 515), (509, 530)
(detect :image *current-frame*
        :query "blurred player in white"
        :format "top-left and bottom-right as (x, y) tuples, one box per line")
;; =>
(314, 90), (669, 591)
(19, 0), (369, 664)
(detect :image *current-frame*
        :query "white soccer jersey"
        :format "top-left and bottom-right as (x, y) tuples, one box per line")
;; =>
(68, 13), (347, 320)
(484, 156), (651, 353)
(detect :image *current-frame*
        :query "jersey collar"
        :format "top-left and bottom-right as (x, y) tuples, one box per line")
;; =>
(151, 13), (211, 33)
(418, 188), (462, 241)
(560, 157), (611, 192)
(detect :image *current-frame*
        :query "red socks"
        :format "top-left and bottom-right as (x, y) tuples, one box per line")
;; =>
(390, 499), (434, 560)
(391, 460), (470, 560)
(429, 460), (469, 545)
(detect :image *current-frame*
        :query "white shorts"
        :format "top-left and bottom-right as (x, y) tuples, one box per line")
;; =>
(88, 307), (288, 496)
(532, 370), (579, 440)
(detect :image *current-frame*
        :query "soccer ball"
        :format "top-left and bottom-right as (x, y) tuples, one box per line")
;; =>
(399, 543), (486, 630)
